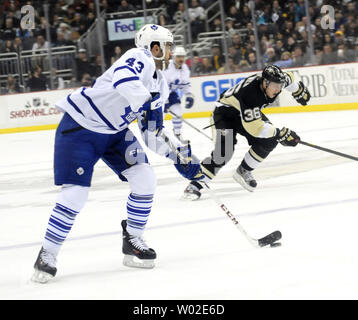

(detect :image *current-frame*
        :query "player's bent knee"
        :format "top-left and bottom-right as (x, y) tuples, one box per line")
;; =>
(56, 184), (89, 213)
(124, 164), (157, 195)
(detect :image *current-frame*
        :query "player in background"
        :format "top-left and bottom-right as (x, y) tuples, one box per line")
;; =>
(163, 46), (195, 144)
(183, 65), (311, 200)
(32, 24), (204, 283)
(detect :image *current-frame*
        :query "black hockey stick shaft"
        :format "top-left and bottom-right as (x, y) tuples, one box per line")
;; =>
(203, 123), (215, 130)
(299, 140), (358, 161)
(168, 110), (213, 141)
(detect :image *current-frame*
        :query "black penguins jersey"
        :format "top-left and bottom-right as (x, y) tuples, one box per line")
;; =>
(216, 72), (295, 139)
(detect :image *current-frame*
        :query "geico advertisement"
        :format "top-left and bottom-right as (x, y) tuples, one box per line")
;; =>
(279, 62), (358, 106)
(188, 62), (358, 113)
(107, 17), (156, 41)
(189, 71), (261, 113)
(0, 89), (72, 128)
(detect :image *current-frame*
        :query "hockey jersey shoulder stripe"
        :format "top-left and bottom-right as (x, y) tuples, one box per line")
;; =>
(80, 88), (117, 131)
(113, 65), (137, 75)
(113, 76), (140, 88)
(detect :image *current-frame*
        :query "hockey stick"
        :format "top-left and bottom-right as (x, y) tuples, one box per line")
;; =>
(161, 131), (282, 248)
(202, 182), (282, 248)
(203, 123), (215, 130)
(168, 110), (213, 141)
(299, 140), (358, 161)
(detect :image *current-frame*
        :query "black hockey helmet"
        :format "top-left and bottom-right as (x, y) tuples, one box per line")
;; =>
(261, 65), (285, 84)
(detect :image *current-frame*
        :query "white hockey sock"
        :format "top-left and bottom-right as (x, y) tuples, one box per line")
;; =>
(170, 104), (183, 135)
(243, 148), (264, 170)
(126, 193), (153, 237)
(42, 184), (88, 257)
(172, 117), (183, 135)
(42, 203), (78, 257)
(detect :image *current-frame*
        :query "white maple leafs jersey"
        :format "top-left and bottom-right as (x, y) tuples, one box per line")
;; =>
(162, 60), (192, 97)
(137, 68), (182, 156)
(56, 47), (157, 134)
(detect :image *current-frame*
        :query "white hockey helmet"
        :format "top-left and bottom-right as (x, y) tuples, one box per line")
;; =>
(173, 46), (186, 57)
(135, 24), (174, 61)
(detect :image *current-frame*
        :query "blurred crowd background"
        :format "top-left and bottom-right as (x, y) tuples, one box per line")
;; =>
(1, 0), (358, 94)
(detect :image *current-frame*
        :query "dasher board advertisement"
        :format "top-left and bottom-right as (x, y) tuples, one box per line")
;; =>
(107, 17), (156, 41)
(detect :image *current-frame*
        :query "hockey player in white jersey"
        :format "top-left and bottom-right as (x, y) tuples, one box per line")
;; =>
(32, 24), (204, 283)
(163, 46), (194, 144)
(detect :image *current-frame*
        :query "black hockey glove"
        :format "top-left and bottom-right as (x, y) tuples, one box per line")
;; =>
(292, 81), (311, 106)
(276, 127), (300, 147)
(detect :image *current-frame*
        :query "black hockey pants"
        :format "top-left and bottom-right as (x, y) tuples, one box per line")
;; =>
(200, 106), (278, 179)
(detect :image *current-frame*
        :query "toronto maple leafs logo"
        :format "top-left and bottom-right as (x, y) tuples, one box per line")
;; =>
(120, 105), (137, 126)
(151, 25), (158, 30)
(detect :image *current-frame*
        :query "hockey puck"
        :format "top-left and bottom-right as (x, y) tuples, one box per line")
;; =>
(270, 242), (281, 248)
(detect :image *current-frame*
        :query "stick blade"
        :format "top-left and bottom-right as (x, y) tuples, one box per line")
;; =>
(258, 230), (282, 247)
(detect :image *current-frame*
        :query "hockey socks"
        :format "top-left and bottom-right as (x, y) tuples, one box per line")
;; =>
(242, 148), (262, 170)
(126, 193), (153, 237)
(172, 117), (183, 135)
(42, 203), (78, 257)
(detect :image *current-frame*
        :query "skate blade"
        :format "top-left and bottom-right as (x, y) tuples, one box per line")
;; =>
(31, 270), (54, 284)
(233, 172), (255, 192)
(123, 255), (155, 269)
(181, 193), (200, 201)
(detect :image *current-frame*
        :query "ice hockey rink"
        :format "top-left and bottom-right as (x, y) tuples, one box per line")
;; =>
(0, 109), (357, 300)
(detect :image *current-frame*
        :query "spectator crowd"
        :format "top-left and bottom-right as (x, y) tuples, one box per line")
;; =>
(1, 0), (358, 94)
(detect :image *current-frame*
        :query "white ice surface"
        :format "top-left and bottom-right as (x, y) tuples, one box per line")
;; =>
(0, 110), (357, 300)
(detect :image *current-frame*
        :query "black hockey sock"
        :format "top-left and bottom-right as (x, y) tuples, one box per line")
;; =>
(191, 181), (203, 190)
(240, 159), (254, 171)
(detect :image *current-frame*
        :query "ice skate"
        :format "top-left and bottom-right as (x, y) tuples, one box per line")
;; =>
(233, 165), (257, 192)
(121, 220), (156, 269)
(31, 247), (57, 283)
(182, 181), (202, 200)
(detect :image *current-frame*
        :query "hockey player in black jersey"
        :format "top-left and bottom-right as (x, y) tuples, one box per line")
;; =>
(183, 64), (311, 200)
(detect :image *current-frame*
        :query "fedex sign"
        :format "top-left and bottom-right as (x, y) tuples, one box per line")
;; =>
(114, 19), (142, 33)
(107, 16), (156, 41)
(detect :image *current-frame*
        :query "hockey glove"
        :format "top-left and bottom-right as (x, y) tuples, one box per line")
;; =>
(141, 108), (163, 136)
(292, 81), (311, 106)
(169, 144), (205, 181)
(185, 94), (194, 109)
(276, 127), (300, 147)
(141, 92), (163, 136)
(142, 92), (162, 111)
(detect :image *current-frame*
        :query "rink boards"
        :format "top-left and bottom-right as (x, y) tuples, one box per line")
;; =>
(1, 62), (358, 134)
